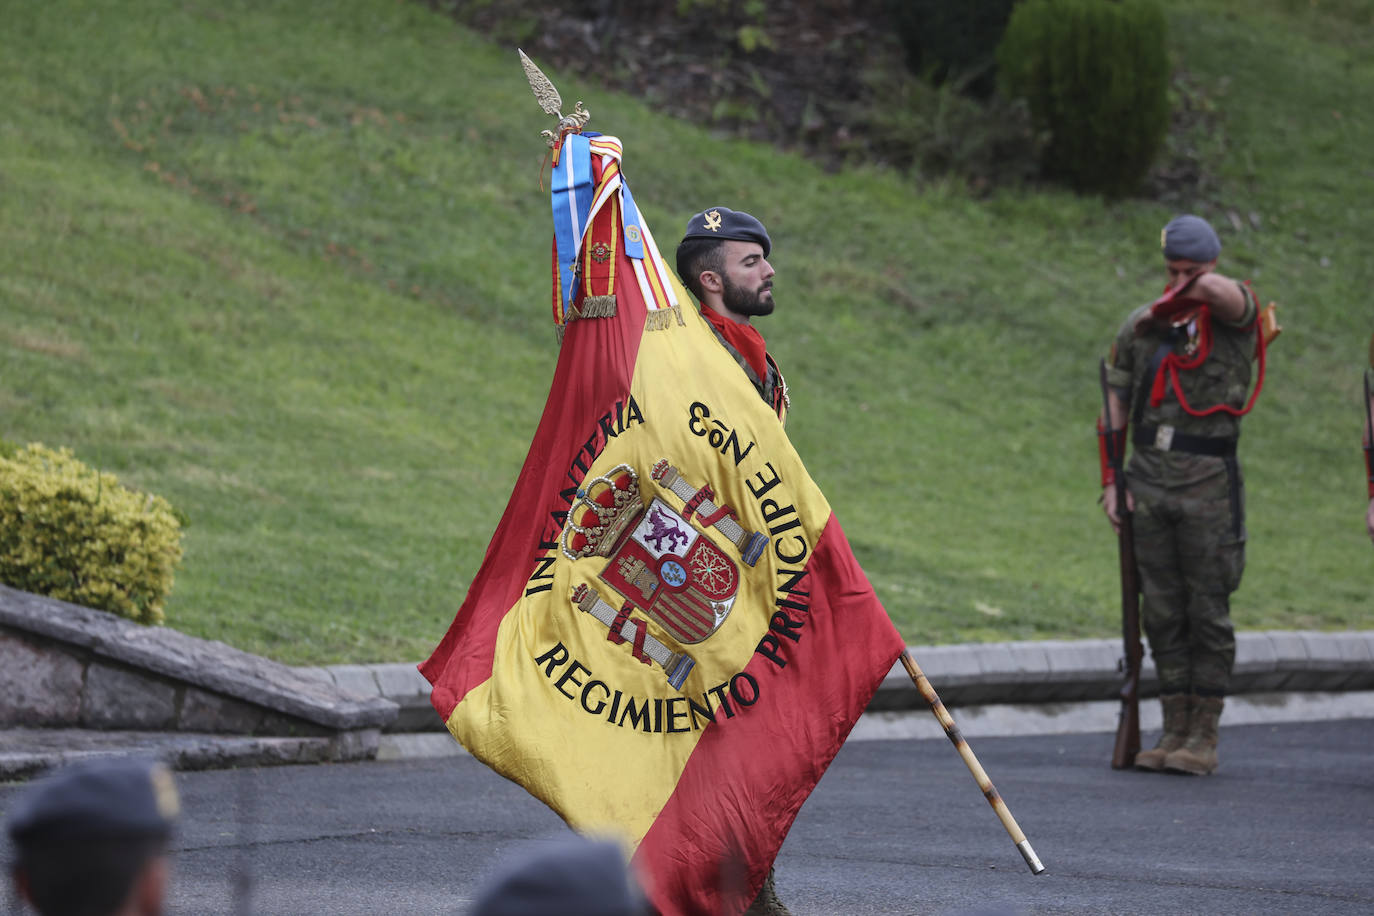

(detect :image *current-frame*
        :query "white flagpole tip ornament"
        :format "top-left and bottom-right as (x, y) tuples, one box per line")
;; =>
(518, 48), (591, 148)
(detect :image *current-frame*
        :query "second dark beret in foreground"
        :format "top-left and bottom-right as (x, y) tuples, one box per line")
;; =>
(469, 835), (648, 916)
(5, 757), (180, 846)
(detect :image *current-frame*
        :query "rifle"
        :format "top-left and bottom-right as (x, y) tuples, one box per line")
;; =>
(1365, 332), (1373, 451)
(1365, 365), (1372, 456)
(1100, 359), (1142, 769)
(1364, 336), (1373, 510)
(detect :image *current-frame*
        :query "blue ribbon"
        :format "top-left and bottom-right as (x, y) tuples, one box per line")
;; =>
(620, 181), (645, 261)
(550, 134), (594, 317)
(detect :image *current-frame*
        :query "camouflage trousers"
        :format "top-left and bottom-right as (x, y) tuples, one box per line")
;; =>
(1128, 468), (1245, 696)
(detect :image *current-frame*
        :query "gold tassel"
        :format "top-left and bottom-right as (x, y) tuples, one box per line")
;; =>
(581, 295), (617, 318)
(644, 304), (684, 331)
(556, 306), (581, 344)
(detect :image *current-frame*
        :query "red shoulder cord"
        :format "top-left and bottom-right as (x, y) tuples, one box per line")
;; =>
(1149, 281), (1268, 418)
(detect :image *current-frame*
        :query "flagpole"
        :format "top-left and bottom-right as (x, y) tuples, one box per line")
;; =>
(900, 650), (1047, 875)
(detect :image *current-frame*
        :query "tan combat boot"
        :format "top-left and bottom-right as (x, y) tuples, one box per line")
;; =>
(1164, 695), (1223, 775)
(1134, 693), (1191, 771)
(743, 868), (793, 916)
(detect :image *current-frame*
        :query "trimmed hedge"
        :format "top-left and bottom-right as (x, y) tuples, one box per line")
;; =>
(997, 0), (1171, 196)
(0, 444), (184, 624)
(886, 0), (1019, 98)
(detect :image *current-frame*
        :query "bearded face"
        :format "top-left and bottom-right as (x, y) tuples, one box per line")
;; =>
(721, 271), (775, 318)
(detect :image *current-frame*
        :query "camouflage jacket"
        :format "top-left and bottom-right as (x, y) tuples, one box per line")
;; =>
(1106, 281), (1258, 488)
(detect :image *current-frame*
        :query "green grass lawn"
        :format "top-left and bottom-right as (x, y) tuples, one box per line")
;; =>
(1, 0), (1370, 664)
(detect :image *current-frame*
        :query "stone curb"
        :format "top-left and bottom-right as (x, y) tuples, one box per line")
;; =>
(4, 580), (1371, 774)
(0, 727), (380, 781)
(297, 662), (435, 732)
(9, 687), (1373, 778)
(298, 662), (435, 732)
(874, 630), (1374, 709)
(849, 689), (1374, 742)
(316, 629), (1374, 732)
(364, 688), (1374, 763)
(0, 585), (397, 732)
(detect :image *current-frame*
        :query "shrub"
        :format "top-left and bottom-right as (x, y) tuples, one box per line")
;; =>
(997, 0), (1171, 197)
(863, 74), (1045, 191)
(885, 0), (1019, 99)
(0, 444), (184, 624)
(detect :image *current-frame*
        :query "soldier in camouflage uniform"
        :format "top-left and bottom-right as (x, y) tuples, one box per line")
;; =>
(675, 207), (790, 916)
(1099, 215), (1260, 777)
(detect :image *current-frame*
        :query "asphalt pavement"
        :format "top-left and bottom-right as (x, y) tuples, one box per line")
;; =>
(6, 717), (1368, 915)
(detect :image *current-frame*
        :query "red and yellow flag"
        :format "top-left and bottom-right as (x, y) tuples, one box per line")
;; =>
(420, 131), (904, 916)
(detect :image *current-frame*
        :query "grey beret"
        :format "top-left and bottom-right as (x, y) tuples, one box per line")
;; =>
(679, 207), (771, 257)
(1161, 214), (1221, 262)
(7, 757), (179, 845)
(470, 836), (648, 916)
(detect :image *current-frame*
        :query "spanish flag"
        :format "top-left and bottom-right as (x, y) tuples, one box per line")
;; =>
(420, 130), (905, 916)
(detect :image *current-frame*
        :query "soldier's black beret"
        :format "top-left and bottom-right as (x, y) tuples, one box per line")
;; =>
(679, 207), (771, 257)
(6, 757), (179, 845)
(469, 835), (648, 916)
(1161, 214), (1221, 263)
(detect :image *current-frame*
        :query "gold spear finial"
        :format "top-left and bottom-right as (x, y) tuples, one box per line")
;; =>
(518, 49), (590, 148)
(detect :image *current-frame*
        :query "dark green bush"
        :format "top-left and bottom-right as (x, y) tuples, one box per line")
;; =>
(885, 0), (1018, 98)
(863, 75), (1045, 191)
(997, 0), (1171, 197)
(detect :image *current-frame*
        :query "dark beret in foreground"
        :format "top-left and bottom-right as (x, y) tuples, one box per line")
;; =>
(469, 835), (648, 916)
(6, 757), (180, 845)
(679, 207), (771, 257)
(1161, 214), (1221, 263)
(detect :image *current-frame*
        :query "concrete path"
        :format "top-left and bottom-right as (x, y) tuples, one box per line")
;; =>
(5, 718), (1368, 916)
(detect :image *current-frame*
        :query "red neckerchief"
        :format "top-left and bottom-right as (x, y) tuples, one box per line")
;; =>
(1147, 281), (1267, 418)
(700, 306), (768, 381)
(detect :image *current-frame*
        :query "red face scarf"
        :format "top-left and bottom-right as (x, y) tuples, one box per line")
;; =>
(699, 306), (768, 380)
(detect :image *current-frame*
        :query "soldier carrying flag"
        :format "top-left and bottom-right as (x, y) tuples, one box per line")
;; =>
(675, 207), (789, 913)
(421, 55), (907, 915)
(422, 52), (1042, 916)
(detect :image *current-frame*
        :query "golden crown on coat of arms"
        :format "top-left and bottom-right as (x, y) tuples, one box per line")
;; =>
(561, 464), (643, 560)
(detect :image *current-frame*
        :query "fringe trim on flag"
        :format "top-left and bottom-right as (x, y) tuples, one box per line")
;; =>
(556, 300), (588, 345)
(644, 304), (683, 332)
(582, 295), (617, 318)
